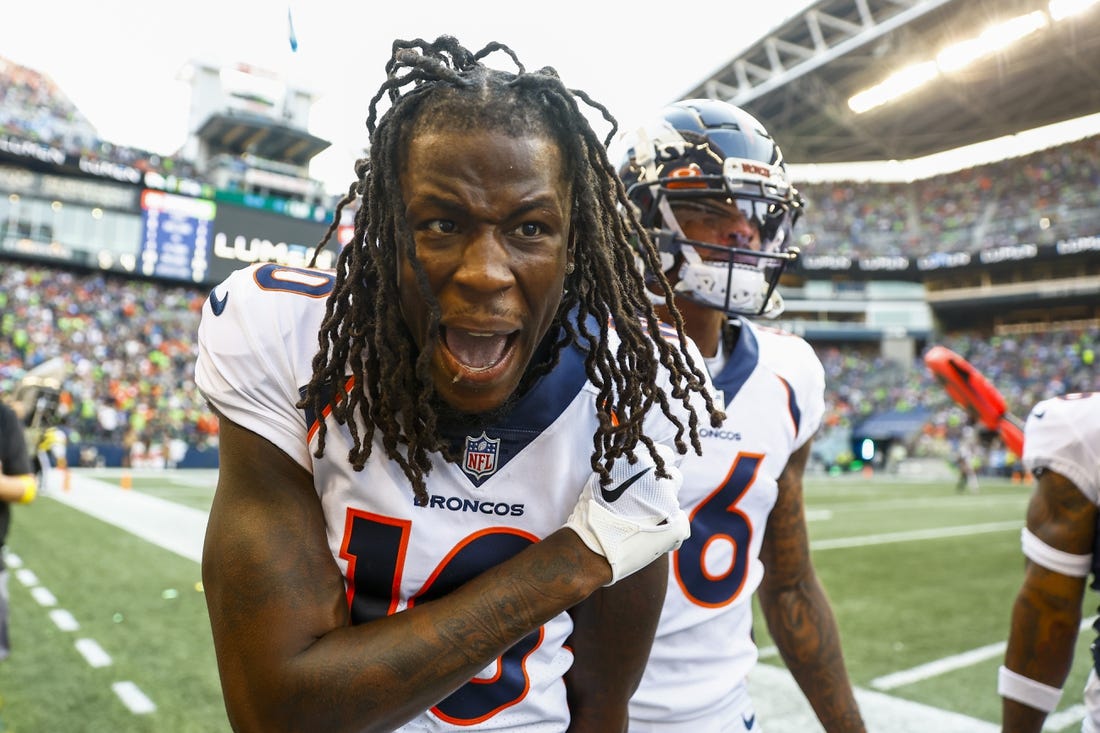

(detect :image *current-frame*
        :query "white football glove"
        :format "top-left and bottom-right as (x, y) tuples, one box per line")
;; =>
(565, 443), (689, 585)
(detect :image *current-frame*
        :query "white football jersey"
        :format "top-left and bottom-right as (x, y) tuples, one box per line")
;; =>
(630, 317), (825, 728)
(196, 263), (693, 732)
(1023, 392), (1100, 504)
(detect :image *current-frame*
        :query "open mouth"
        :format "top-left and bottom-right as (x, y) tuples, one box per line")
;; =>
(440, 326), (519, 380)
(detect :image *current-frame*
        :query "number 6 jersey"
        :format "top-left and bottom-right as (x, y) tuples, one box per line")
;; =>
(196, 263), (691, 732)
(630, 317), (826, 729)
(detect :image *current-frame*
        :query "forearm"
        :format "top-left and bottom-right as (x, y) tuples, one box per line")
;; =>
(566, 556), (668, 732)
(1001, 471), (1094, 732)
(1001, 582), (1081, 733)
(761, 579), (865, 733)
(213, 528), (608, 733)
(0, 473), (35, 503)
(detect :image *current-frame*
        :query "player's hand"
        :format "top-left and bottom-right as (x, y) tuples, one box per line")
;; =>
(565, 443), (689, 585)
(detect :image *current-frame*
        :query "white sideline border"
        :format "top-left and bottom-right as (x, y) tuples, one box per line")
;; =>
(749, 663), (999, 732)
(47, 471), (208, 563)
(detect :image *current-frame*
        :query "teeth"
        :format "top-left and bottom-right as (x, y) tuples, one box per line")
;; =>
(444, 328), (510, 370)
(452, 364), (495, 384)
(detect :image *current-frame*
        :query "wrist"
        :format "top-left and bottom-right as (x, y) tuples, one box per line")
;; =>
(561, 525), (615, 586)
(18, 475), (36, 503)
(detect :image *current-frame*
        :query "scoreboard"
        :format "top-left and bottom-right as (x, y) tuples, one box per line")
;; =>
(0, 156), (339, 286)
(139, 190), (216, 282)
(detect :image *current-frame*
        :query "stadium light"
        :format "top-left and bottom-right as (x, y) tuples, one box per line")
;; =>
(848, 62), (938, 114)
(937, 12), (1048, 72)
(849, 8), (1058, 114)
(1050, 0), (1100, 21)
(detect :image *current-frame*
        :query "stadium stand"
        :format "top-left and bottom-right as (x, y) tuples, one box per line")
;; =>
(1, 3), (1098, 479)
(797, 136), (1100, 259)
(0, 262), (213, 469)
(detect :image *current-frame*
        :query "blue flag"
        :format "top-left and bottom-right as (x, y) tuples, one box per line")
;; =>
(288, 7), (299, 52)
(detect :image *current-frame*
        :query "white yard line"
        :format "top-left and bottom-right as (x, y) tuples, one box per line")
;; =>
(749, 663), (999, 732)
(815, 495), (1027, 513)
(813, 521), (1021, 550)
(111, 681), (157, 714)
(49, 608), (80, 631)
(75, 637), (112, 668)
(871, 617), (1096, 689)
(30, 586), (57, 606)
(15, 568), (38, 586)
(871, 642), (1007, 690)
(1045, 705), (1087, 731)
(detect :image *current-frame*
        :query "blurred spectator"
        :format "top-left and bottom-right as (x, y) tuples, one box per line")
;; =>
(797, 135), (1100, 258)
(814, 327), (1100, 474)
(1, 261), (213, 466)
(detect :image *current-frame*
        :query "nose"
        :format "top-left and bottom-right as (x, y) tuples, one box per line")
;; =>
(726, 219), (761, 250)
(453, 227), (515, 293)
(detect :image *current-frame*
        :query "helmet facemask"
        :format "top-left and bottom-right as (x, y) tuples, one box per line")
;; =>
(618, 100), (804, 318)
(630, 159), (801, 318)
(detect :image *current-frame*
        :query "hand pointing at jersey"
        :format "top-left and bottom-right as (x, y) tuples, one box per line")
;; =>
(566, 443), (689, 584)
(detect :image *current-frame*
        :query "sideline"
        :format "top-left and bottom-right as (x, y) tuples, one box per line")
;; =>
(45, 470), (208, 563)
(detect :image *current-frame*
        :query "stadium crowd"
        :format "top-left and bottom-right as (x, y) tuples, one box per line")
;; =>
(0, 55), (199, 183)
(0, 262), (214, 468)
(2, 259), (1096, 476)
(4, 51), (1100, 263)
(798, 134), (1100, 258)
(814, 327), (1100, 474)
(2, 53), (1099, 476)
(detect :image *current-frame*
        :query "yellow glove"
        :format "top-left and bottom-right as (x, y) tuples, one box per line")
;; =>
(18, 475), (37, 504)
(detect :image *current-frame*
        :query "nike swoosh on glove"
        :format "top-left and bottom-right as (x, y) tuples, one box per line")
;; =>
(565, 443), (689, 585)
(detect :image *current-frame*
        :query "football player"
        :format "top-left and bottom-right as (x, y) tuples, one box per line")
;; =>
(618, 99), (866, 732)
(195, 37), (722, 732)
(1001, 392), (1100, 732)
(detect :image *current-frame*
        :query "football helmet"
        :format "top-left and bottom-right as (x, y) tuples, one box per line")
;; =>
(617, 99), (803, 317)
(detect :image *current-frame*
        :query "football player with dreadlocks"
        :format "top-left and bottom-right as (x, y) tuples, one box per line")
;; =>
(195, 37), (722, 732)
(619, 100), (866, 732)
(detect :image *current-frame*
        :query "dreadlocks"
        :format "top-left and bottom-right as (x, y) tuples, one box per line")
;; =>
(301, 35), (723, 505)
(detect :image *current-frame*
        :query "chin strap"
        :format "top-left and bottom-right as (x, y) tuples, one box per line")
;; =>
(759, 288), (785, 318)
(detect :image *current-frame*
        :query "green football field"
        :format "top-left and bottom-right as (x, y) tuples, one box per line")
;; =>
(1, 468), (1092, 732)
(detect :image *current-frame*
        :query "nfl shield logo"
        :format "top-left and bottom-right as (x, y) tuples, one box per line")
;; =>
(463, 431), (501, 480)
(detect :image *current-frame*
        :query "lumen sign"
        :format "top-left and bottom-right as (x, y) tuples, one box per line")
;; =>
(206, 201), (336, 283)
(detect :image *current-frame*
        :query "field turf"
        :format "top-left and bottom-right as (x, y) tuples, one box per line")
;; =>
(2, 469), (1092, 731)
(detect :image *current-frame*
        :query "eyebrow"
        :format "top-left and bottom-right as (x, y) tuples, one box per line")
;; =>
(409, 192), (565, 219)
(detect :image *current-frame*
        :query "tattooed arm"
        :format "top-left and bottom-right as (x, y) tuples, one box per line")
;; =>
(203, 416), (614, 733)
(1002, 469), (1096, 733)
(757, 440), (866, 732)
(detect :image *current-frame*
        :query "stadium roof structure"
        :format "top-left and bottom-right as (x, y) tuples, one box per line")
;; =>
(195, 110), (331, 167)
(680, 0), (1100, 164)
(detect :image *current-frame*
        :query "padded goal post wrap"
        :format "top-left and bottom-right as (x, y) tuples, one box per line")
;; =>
(923, 345), (1025, 455)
